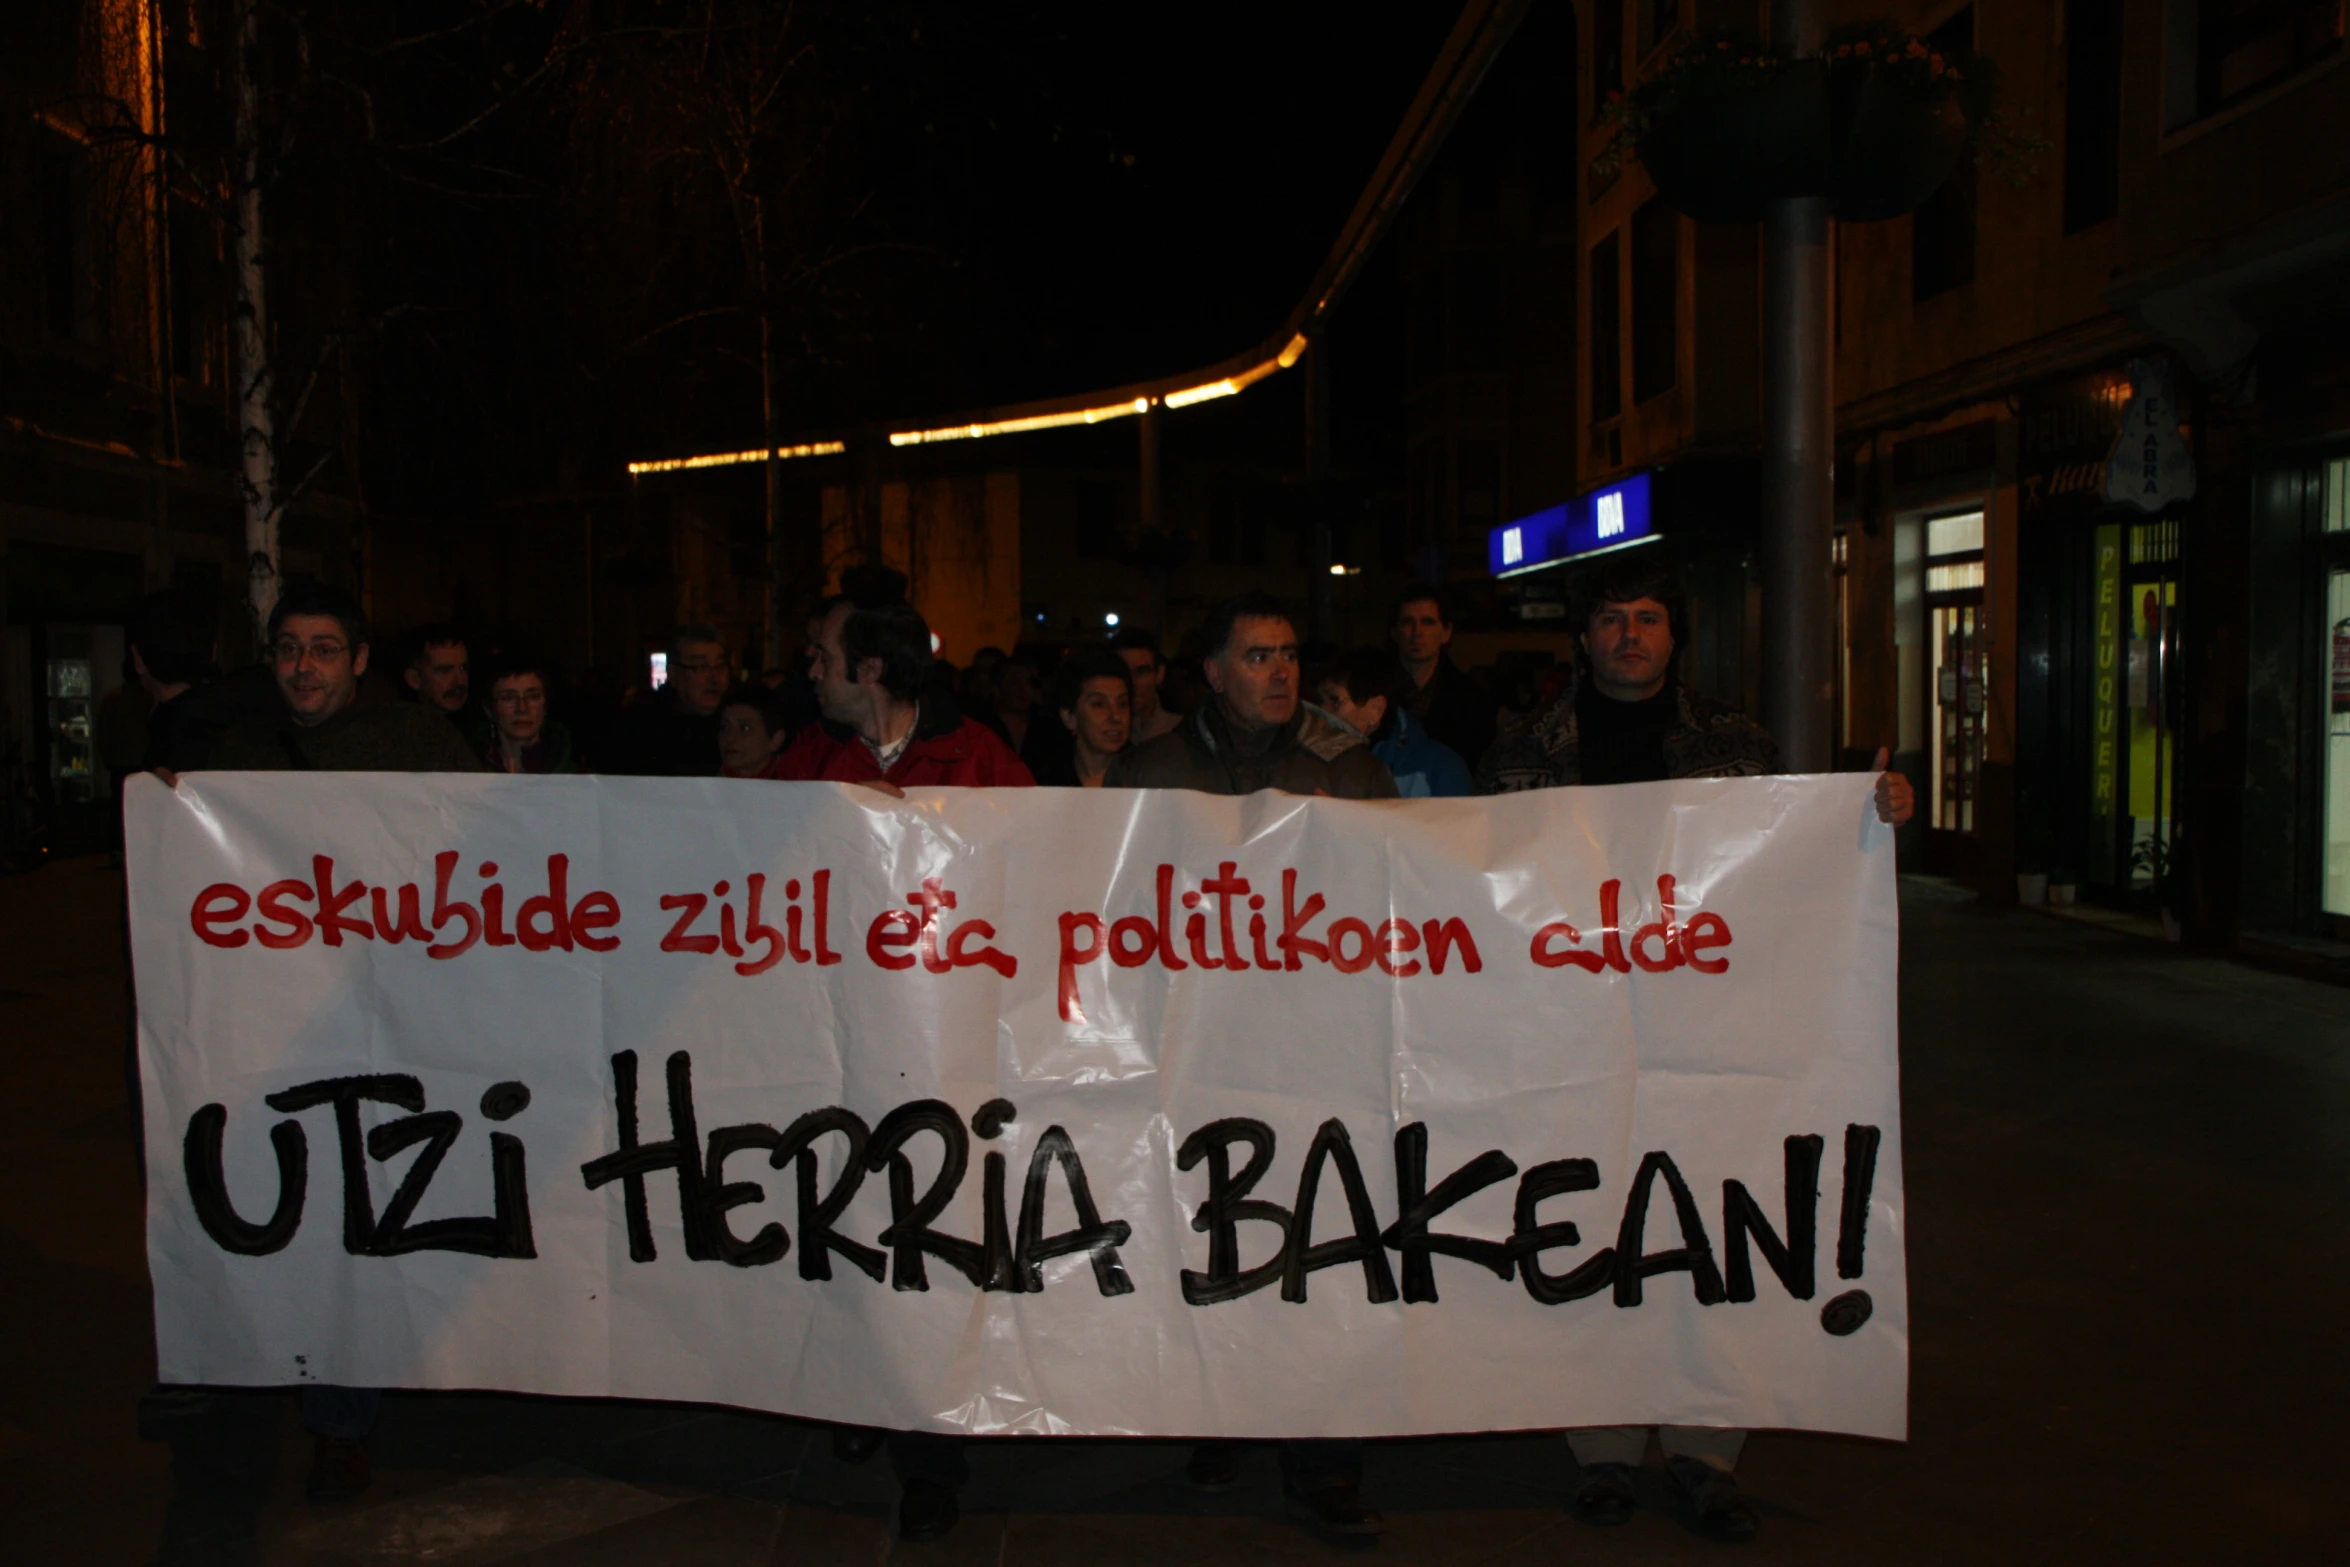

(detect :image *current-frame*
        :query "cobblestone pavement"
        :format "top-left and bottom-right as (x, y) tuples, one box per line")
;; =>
(6, 859), (2347, 1564)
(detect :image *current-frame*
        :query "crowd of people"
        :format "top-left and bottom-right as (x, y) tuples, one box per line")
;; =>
(126, 577), (1482, 795)
(129, 558), (1913, 1546)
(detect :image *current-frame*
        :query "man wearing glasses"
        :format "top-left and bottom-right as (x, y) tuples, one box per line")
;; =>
(206, 584), (480, 773)
(605, 623), (732, 776)
(163, 580), (476, 1504)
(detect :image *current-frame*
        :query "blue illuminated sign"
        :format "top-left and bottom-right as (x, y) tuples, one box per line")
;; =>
(1489, 471), (1657, 578)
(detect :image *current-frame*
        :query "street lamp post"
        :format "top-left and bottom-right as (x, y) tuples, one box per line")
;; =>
(1759, 0), (1835, 772)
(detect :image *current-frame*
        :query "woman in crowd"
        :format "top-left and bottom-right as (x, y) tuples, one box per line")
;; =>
(479, 655), (579, 774)
(1034, 646), (1131, 787)
(717, 683), (794, 779)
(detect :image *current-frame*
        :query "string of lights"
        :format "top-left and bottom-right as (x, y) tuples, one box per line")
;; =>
(624, 1), (1531, 479)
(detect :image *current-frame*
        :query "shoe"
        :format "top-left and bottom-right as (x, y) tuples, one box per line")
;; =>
(306, 1436), (371, 1504)
(1282, 1475), (1385, 1538)
(1187, 1441), (1240, 1492)
(898, 1477), (959, 1542)
(832, 1425), (886, 1465)
(1666, 1455), (1758, 1542)
(1572, 1461), (1636, 1526)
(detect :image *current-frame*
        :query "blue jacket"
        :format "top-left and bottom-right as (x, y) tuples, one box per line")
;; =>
(1374, 710), (1474, 798)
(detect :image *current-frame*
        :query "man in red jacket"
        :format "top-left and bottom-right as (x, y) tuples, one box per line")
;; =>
(775, 594), (1033, 788)
(774, 589), (1025, 1541)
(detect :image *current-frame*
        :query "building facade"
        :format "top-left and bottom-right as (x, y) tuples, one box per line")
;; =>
(1828, 0), (2350, 965)
(2, 1), (362, 850)
(1551, 1), (2350, 965)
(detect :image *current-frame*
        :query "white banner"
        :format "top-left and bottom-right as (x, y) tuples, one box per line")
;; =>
(127, 771), (1905, 1440)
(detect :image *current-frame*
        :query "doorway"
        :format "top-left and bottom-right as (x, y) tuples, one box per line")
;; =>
(2088, 518), (2182, 897)
(1924, 508), (1987, 850)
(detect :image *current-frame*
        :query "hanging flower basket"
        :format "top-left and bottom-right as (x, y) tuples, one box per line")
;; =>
(1603, 25), (2004, 225)
(1823, 54), (1974, 220)
(1633, 59), (1832, 224)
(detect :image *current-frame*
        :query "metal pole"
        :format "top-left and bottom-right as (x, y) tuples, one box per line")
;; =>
(1759, 0), (1833, 770)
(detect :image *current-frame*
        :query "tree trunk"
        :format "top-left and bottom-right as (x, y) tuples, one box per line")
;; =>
(231, 0), (278, 648)
(142, 0), (177, 593)
(761, 306), (786, 673)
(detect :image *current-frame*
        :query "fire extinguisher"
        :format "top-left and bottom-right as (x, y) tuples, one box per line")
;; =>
(2334, 615), (2350, 716)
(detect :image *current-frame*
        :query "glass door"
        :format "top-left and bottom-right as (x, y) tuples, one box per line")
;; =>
(2122, 519), (2181, 893)
(1924, 509), (1987, 833)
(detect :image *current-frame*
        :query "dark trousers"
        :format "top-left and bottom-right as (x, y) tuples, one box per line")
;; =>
(299, 1385), (381, 1441)
(1278, 1439), (1363, 1491)
(888, 1430), (967, 1488)
(1194, 1439), (1361, 1491)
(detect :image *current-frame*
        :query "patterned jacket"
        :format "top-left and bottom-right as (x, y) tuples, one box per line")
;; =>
(1475, 676), (1780, 792)
(1107, 700), (1397, 799)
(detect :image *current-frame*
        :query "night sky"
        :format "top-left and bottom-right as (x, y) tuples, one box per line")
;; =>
(308, 2), (1463, 502)
(931, 2), (1459, 406)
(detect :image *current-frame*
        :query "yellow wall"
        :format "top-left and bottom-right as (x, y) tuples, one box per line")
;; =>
(821, 476), (1024, 665)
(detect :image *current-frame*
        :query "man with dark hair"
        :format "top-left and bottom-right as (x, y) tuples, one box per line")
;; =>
(1313, 646), (1473, 798)
(1110, 627), (1181, 743)
(130, 587), (276, 773)
(1481, 557), (1786, 791)
(203, 584), (481, 773)
(775, 594), (1031, 789)
(1390, 583), (1496, 770)
(1109, 592), (1395, 802)
(161, 579), (478, 1503)
(777, 588), (1027, 1538)
(604, 623), (730, 776)
(403, 623), (470, 717)
(1477, 556), (1911, 1542)
(1106, 592), (1390, 1537)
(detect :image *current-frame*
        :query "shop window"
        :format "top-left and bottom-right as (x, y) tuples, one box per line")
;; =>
(2164, 0), (2344, 131)
(1926, 510), (1986, 592)
(1925, 508), (1987, 833)
(2323, 457), (2350, 916)
(2064, 0), (2124, 234)
(1589, 230), (1623, 423)
(1631, 197), (1679, 404)
(1912, 8), (1977, 302)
